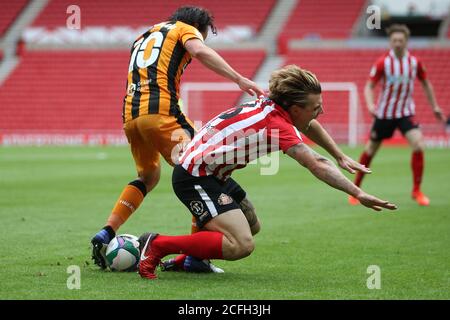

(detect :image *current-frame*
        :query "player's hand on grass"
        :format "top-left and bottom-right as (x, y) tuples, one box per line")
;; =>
(356, 191), (397, 211)
(337, 155), (371, 174)
(237, 77), (265, 97)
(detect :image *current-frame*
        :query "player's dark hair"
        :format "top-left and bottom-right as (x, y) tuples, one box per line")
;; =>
(169, 6), (217, 35)
(386, 24), (410, 39)
(269, 65), (322, 110)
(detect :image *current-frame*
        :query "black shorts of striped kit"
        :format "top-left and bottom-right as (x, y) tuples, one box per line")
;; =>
(172, 165), (246, 228)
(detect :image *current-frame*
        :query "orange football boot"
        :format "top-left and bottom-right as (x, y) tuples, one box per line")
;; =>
(412, 191), (430, 206)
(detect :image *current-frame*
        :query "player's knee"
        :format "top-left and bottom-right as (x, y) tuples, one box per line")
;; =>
(412, 145), (424, 152)
(139, 169), (161, 191)
(241, 237), (255, 258)
(235, 236), (255, 259)
(412, 140), (425, 152)
(225, 235), (254, 260)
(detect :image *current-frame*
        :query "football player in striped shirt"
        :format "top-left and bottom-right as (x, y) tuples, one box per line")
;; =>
(349, 24), (445, 206)
(91, 6), (264, 272)
(137, 65), (397, 280)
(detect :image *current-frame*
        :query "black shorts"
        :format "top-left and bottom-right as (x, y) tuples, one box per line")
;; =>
(172, 165), (247, 228)
(370, 116), (419, 141)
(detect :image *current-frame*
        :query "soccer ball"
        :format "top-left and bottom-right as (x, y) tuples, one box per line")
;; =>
(105, 234), (140, 272)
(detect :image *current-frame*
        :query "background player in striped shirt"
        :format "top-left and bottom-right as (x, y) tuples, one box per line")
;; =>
(91, 6), (264, 272)
(349, 24), (445, 207)
(137, 65), (397, 280)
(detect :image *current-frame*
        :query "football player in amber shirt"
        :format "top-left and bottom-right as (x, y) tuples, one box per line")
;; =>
(91, 6), (264, 272)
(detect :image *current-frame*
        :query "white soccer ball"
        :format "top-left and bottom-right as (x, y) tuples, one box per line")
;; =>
(105, 234), (140, 272)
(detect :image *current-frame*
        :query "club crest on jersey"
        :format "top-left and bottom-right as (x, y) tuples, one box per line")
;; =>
(190, 201), (205, 216)
(127, 83), (136, 96)
(217, 193), (233, 206)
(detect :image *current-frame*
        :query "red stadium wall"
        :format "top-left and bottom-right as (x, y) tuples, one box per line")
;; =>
(0, 0), (28, 36)
(33, 0), (276, 33)
(2, 0), (450, 146)
(278, 0), (365, 53)
(285, 48), (450, 145)
(0, 49), (266, 144)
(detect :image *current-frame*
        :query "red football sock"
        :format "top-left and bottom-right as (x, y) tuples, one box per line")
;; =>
(169, 217), (202, 268)
(169, 217), (201, 268)
(152, 231), (223, 260)
(173, 254), (187, 268)
(411, 151), (424, 193)
(354, 151), (373, 187)
(107, 184), (145, 231)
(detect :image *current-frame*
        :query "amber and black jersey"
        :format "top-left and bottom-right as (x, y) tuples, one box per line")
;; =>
(122, 21), (204, 123)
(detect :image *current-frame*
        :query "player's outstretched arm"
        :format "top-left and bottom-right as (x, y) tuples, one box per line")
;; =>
(184, 39), (265, 97)
(420, 79), (446, 123)
(364, 81), (377, 116)
(303, 120), (371, 175)
(286, 143), (397, 211)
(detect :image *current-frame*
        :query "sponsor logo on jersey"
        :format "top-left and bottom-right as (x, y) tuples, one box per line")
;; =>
(127, 83), (136, 96)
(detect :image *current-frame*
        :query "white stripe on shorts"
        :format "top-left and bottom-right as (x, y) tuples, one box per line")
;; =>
(194, 185), (218, 217)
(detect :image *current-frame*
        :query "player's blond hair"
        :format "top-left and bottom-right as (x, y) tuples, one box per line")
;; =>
(269, 65), (321, 110)
(386, 24), (410, 39)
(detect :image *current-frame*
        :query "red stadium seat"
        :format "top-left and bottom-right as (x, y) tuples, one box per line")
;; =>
(0, 50), (265, 134)
(2, 1), (449, 144)
(285, 48), (450, 138)
(32, 0), (276, 34)
(279, 0), (365, 44)
(0, 1), (28, 36)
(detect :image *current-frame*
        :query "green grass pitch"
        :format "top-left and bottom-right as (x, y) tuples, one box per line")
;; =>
(0, 145), (449, 299)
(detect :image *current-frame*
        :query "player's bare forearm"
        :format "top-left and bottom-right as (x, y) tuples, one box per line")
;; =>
(287, 144), (396, 211)
(303, 120), (344, 160)
(303, 121), (371, 174)
(194, 47), (264, 96)
(421, 80), (437, 107)
(421, 80), (445, 122)
(287, 144), (361, 197)
(364, 81), (376, 115)
(185, 39), (264, 96)
(306, 154), (362, 197)
(194, 46), (241, 83)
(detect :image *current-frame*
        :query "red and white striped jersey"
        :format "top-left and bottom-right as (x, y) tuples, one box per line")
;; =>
(369, 49), (427, 119)
(179, 97), (303, 180)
